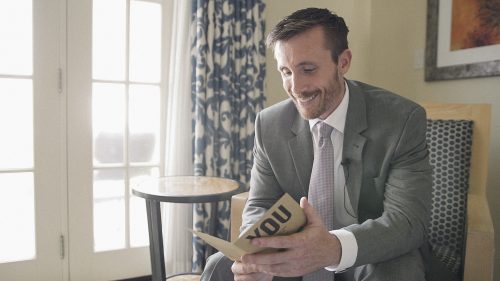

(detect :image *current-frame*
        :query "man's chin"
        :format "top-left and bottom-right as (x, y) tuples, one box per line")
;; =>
(292, 100), (322, 120)
(298, 109), (321, 120)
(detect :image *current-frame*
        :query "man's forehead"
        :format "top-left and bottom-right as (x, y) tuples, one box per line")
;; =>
(274, 28), (328, 50)
(273, 36), (331, 67)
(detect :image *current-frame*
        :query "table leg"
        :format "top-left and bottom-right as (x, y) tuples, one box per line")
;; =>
(146, 199), (166, 281)
(206, 201), (219, 256)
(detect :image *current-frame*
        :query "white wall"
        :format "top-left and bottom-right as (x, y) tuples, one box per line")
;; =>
(265, 1), (500, 280)
(366, 2), (500, 280)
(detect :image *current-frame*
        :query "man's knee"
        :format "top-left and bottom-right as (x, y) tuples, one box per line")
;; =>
(200, 252), (234, 281)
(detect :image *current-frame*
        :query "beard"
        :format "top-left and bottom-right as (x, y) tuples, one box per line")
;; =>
(292, 78), (343, 120)
(293, 89), (322, 119)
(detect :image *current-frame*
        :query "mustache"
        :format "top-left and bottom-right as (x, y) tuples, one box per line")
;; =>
(292, 89), (321, 99)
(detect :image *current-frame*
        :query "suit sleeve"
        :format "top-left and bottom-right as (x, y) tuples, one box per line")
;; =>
(240, 112), (284, 233)
(345, 106), (433, 266)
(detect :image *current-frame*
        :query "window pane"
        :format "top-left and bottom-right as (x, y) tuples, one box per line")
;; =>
(93, 83), (126, 164)
(0, 173), (35, 263)
(0, 0), (32, 75)
(0, 78), (33, 170)
(93, 169), (125, 252)
(129, 84), (160, 163)
(92, 0), (126, 81)
(129, 167), (159, 247)
(129, 0), (162, 83)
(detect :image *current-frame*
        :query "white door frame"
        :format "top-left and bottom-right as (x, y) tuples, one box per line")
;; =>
(66, 0), (152, 279)
(0, 0), (67, 279)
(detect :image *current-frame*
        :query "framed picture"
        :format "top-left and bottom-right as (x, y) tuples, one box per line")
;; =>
(425, 0), (500, 81)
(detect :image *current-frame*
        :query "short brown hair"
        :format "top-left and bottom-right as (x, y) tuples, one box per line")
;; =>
(266, 8), (349, 63)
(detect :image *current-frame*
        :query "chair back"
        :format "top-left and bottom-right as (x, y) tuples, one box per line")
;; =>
(422, 103), (493, 280)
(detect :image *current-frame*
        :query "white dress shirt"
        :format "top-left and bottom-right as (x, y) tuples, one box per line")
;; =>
(308, 82), (358, 272)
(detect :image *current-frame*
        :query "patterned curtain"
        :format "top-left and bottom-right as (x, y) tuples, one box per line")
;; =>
(190, 0), (266, 272)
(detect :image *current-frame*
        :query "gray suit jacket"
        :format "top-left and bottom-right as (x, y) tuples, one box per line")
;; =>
(242, 80), (432, 270)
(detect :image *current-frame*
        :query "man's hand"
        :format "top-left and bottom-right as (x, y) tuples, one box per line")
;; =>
(238, 197), (342, 277)
(231, 261), (273, 281)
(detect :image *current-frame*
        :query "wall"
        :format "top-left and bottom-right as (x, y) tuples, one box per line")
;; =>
(368, 2), (500, 280)
(265, 1), (499, 280)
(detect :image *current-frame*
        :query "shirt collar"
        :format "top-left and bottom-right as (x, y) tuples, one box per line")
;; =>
(309, 81), (349, 134)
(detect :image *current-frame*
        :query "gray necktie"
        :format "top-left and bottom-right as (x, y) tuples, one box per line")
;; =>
(304, 121), (335, 281)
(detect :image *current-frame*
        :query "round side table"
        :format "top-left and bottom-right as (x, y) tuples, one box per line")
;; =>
(132, 176), (245, 281)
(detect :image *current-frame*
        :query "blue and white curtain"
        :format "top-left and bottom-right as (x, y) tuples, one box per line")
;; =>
(190, 0), (266, 271)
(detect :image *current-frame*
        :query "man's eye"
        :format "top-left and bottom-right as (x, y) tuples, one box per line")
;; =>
(304, 68), (316, 73)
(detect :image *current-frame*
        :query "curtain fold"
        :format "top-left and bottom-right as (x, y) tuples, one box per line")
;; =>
(190, 0), (266, 272)
(162, 0), (193, 275)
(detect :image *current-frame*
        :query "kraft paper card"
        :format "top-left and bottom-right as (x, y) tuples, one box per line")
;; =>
(192, 193), (306, 261)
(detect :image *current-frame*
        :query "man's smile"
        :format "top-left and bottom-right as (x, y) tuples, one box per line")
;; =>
(294, 92), (319, 104)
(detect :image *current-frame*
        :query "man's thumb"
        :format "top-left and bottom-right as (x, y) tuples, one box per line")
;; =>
(300, 197), (323, 225)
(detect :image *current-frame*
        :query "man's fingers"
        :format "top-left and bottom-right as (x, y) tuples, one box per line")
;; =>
(231, 261), (260, 275)
(300, 196), (323, 226)
(234, 271), (274, 281)
(235, 198), (341, 277)
(232, 261), (275, 281)
(251, 231), (305, 249)
(241, 262), (304, 278)
(242, 248), (298, 265)
(251, 197), (325, 249)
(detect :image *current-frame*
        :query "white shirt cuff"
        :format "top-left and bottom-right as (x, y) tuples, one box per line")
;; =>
(325, 229), (358, 272)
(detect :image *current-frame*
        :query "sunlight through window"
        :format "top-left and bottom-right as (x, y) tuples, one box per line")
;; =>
(92, 0), (162, 252)
(0, 0), (35, 264)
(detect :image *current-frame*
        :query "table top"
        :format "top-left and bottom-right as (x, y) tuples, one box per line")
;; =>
(131, 176), (245, 203)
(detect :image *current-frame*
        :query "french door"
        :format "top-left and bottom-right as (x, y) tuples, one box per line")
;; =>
(1, 0), (173, 280)
(0, 0), (67, 280)
(67, 0), (171, 280)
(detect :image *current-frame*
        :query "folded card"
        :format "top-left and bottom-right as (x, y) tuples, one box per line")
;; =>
(192, 193), (306, 261)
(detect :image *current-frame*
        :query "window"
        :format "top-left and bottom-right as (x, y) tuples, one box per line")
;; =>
(0, 0), (35, 263)
(92, 0), (162, 252)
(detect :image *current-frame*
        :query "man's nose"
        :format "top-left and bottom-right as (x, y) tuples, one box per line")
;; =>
(290, 74), (306, 94)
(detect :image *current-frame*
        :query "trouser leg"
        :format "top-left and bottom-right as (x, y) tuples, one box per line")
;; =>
(200, 252), (234, 281)
(201, 252), (302, 281)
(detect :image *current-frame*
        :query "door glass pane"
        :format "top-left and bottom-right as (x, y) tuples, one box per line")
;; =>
(0, 78), (33, 170)
(129, 0), (162, 83)
(93, 169), (125, 252)
(0, 173), (35, 263)
(0, 0), (32, 75)
(92, 82), (126, 165)
(0, 0), (35, 266)
(92, 0), (126, 81)
(129, 84), (160, 163)
(91, 0), (163, 254)
(129, 167), (159, 247)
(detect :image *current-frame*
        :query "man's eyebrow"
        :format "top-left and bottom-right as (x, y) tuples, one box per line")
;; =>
(277, 61), (319, 72)
(278, 61), (317, 70)
(297, 61), (317, 67)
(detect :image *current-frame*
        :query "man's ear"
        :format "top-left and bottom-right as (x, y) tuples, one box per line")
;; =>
(338, 49), (352, 75)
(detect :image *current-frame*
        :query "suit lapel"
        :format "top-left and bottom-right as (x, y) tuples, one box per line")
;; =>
(343, 80), (368, 215)
(288, 111), (313, 196)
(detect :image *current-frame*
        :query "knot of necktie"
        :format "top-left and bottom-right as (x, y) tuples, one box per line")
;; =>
(317, 122), (333, 147)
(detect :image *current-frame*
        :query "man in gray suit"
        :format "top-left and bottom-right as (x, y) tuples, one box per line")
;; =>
(202, 8), (432, 281)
